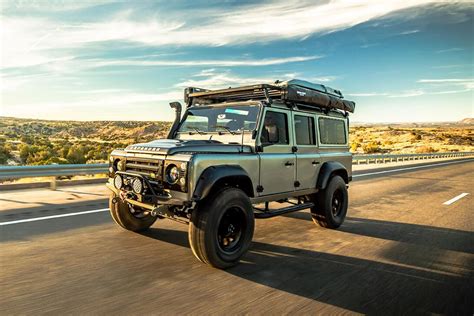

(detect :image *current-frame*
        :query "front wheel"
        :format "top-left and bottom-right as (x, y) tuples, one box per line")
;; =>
(109, 193), (157, 232)
(310, 175), (348, 229)
(188, 188), (255, 269)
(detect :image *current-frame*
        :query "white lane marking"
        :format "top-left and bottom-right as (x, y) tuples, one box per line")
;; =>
(443, 193), (469, 205)
(353, 159), (472, 178)
(0, 208), (109, 226)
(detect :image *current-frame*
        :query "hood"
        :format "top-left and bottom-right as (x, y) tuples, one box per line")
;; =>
(126, 139), (252, 155)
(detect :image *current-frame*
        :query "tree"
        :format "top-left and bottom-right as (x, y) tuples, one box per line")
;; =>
(66, 145), (86, 164)
(20, 134), (34, 144)
(0, 145), (12, 164)
(19, 144), (30, 163)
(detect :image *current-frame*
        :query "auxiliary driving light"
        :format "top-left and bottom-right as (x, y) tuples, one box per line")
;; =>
(132, 178), (144, 194)
(113, 174), (123, 190)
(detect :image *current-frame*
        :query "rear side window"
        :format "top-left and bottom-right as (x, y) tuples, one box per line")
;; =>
(294, 115), (315, 145)
(318, 117), (346, 145)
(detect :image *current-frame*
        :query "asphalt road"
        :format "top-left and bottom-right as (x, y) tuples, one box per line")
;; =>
(1, 159), (473, 314)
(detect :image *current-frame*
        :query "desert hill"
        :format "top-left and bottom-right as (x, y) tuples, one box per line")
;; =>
(0, 116), (472, 165)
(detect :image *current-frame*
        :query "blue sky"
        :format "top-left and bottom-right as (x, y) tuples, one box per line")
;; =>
(1, 0), (473, 122)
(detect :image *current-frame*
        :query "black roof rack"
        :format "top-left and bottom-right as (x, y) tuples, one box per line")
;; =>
(184, 79), (355, 113)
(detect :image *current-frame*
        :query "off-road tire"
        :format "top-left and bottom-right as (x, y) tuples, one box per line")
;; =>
(189, 188), (255, 269)
(310, 175), (348, 229)
(109, 193), (157, 232)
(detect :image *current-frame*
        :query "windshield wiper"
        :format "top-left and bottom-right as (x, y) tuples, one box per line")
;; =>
(213, 125), (237, 135)
(188, 127), (206, 135)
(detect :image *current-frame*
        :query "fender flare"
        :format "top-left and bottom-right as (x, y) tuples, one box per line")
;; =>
(316, 161), (349, 190)
(192, 165), (254, 201)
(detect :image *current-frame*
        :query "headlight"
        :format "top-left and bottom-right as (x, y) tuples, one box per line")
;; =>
(166, 164), (180, 184)
(117, 159), (126, 171)
(113, 174), (123, 190)
(131, 178), (143, 194)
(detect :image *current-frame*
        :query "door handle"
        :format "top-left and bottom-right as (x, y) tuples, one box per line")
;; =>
(284, 161), (294, 166)
(312, 161), (320, 165)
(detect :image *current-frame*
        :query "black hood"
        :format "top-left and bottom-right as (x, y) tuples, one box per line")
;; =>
(126, 139), (252, 155)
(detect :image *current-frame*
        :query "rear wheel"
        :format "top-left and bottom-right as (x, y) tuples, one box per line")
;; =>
(189, 188), (254, 269)
(109, 193), (157, 232)
(310, 175), (348, 229)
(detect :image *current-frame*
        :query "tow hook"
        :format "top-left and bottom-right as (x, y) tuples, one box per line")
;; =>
(119, 190), (128, 201)
(151, 205), (170, 217)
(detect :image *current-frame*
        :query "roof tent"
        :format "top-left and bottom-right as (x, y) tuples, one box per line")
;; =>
(184, 79), (355, 113)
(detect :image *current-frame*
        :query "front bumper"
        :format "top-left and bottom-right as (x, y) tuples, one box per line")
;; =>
(106, 179), (185, 209)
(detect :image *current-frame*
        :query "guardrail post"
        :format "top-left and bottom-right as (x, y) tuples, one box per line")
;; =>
(50, 177), (57, 190)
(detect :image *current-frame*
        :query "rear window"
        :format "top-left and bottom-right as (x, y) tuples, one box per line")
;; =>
(318, 117), (346, 145)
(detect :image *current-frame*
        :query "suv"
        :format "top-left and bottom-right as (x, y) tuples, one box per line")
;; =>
(107, 79), (355, 268)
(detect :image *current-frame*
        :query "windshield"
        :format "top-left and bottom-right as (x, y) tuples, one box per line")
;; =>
(178, 105), (259, 134)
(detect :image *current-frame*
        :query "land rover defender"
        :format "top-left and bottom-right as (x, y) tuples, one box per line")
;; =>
(106, 79), (355, 268)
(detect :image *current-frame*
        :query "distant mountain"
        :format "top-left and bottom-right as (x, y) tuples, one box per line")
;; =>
(459, 118), (474, 125)
(352, 118), (474, 127)
(0, 117), (172, 142)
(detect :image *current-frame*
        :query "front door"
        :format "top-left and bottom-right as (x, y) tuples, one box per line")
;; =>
(258, 108), (295, 196)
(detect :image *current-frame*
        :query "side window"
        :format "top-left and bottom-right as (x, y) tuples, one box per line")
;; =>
(260, 111), (289, 145)
(294, 115), (315, 145)
(318, 117), (346, 145)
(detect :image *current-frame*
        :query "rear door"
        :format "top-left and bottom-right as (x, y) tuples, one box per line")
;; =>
(293, 113), (321, 190)
(257, 108), (296, 196)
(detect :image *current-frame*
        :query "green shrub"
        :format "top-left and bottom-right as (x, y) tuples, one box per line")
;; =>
(362, 142), (382, 154)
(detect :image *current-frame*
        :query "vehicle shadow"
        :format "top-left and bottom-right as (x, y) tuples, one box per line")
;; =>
(140, 227), (473, 314)
(341, 217), (474, 254)
(141, 227), (190, 248)
(283, 212), (474, 254)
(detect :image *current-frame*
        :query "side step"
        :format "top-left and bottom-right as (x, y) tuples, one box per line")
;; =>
(254, 202), (314, 219)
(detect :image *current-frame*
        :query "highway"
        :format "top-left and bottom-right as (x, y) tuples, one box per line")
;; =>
(1, 159), (473, 314)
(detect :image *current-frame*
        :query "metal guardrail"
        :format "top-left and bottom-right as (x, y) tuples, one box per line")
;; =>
(352, 152), (474, 164)
(0, 152), (473, 189)
(0, 163), (108, 189)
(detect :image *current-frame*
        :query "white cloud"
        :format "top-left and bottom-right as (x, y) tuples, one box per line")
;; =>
(417, 78), (474, 90)
(91, 55), (322, 68)
(175, 72), (274, 89)
(175, 70), (337, 90)
(1, 0), (116, 12)
(398, 29), (420, 35)
(432, 64), (469, 69)
(435, 47), (464, 53)
(417, 78), (472, 83)
(347, 92), (389, 97)
(388, 89), (425, 97)
(4, 90), (183, 111)
(2, 0), (468, 69)
(431, 89), (471, 95)
(306, 76), (338, 83)
(348, 78), (474, 99)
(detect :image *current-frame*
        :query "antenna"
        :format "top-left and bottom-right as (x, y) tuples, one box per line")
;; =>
(240, 127), (245, 153)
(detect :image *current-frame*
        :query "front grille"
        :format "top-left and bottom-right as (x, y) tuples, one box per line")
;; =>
(125, 157), (163, 179)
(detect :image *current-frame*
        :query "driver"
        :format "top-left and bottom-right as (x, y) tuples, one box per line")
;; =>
(261, 114), (279, 143)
